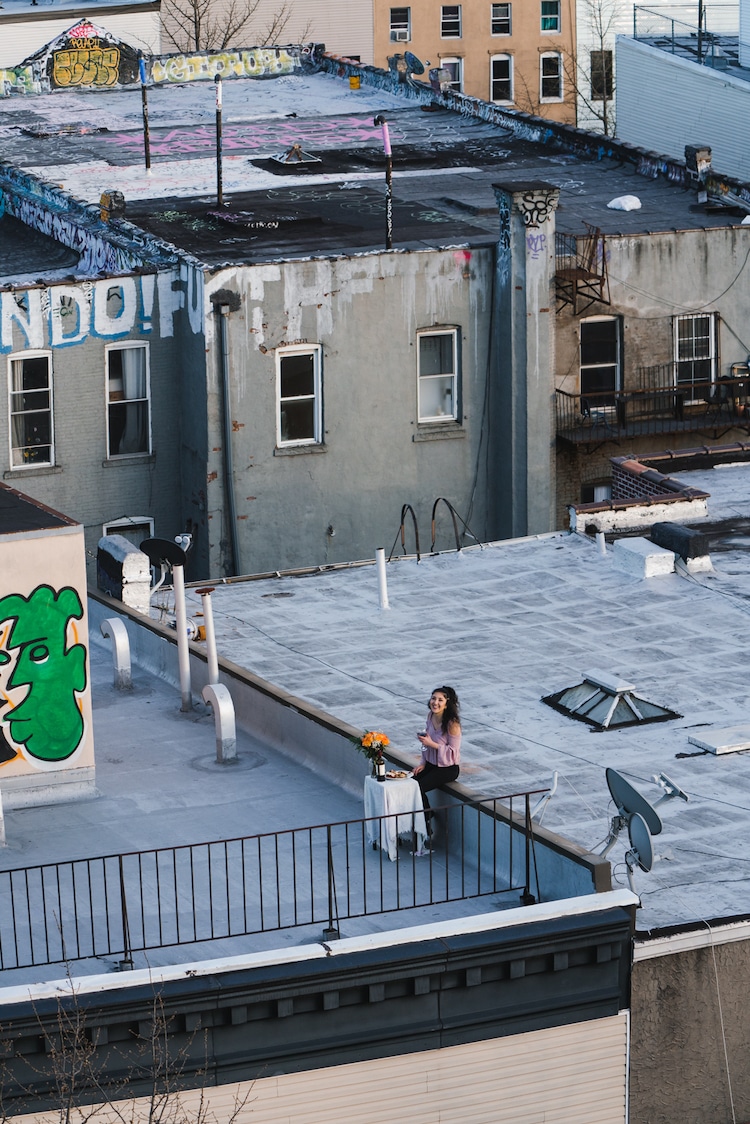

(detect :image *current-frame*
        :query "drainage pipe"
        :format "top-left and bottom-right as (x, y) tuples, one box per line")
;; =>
(216, 303), (241, 575)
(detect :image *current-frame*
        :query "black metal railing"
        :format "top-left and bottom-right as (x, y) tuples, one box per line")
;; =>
(556, 372), (750, 443)
(0, 792), (546, 971)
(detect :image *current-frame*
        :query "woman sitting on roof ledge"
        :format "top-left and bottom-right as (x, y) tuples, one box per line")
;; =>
(413, 686), (461, 828)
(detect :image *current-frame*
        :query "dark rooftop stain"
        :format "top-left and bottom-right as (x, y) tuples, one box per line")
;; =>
(0, 214), (80, 279)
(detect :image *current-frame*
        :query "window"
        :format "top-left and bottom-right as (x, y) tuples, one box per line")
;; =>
(491, 55), (513, 101)
(541, 0), (560, 30)
(103, 517), (154, 547)
(106, 344), (150, 457)
(441, 5), (462, 36)
(540, 53), (562, 99)
(581, 481), (612, 503)
(277, 345), (322, 446)
(590, 49), (613, 100)
(674, 313), (717, 392)
(440, 57), (463, 91)
(8, 352), (53, 468)
(418, 329), (459, 422)
(390, 7), (411, 41)
(580, 317), (621, 405)
(491, 2), (511, 34)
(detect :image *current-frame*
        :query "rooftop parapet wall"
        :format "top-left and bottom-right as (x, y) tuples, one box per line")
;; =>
(569, 456), (710, 533)
(320, 53), (750, 205)
(0, 164), (184, 277)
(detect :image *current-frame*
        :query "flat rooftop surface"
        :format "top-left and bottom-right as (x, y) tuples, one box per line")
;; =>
(1, 70), (746, 270)
(175, 460), (750, 937)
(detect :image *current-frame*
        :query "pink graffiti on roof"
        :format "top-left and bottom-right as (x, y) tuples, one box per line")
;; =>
(68, 21), (99, 38)
(106, 116), (406, 157)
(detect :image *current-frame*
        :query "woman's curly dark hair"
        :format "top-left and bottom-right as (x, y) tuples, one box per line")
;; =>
(431, 685), (461, 734)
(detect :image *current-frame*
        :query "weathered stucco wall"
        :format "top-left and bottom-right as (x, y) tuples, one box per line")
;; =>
(0, 271), (203, 576)
(631, 937), (750, 1124)
(201, 248), (496, 577)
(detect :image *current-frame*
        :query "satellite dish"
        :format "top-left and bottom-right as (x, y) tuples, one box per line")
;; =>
(652, 772), (690, 807)
(404, 51), (425, 75)
(606, 767), (663, 836)
(626, 812), (654, 873)
(140, 537), (187, 568)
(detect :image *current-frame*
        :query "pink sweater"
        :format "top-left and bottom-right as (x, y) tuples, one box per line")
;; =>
(420, 712), (461, 768)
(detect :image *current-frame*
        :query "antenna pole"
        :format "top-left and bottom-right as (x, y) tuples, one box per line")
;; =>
(374, 116), (393, 250)
(139, 58), (151, 173)
(216, 76), (224, 208)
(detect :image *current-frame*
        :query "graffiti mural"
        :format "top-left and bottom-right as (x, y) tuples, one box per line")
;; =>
(0, 271), (203, 354)
(0, 586), (87, 768)
(150, 47), (302, 85)
(23, 22), (140, 90)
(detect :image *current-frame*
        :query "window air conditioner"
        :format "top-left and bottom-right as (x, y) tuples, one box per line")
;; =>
(391, 29), (409, 41)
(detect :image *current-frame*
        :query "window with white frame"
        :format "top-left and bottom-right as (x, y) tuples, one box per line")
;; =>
(107, 343), (151, 457)
(418, 329), (459, 422)
(390, 7), (411, 41)
(103, 516), (154, 548)
(580, 317), (621, 405)
(440, 57), (463, 90)
(8, 352), (53, 468)
(491, 2), (511, 34)
(674, 313), (717, 392)
(541, 0), (560, 30)
(277, 345), (322, 446)
(540, 52), (562, 99)
(441, 5), (462, 36)
(491, 54), (513, 101)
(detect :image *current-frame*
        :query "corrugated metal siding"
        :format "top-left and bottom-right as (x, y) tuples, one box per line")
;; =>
(0, 13), (161, 69)
(616, 36), (750, 181)
(13, 1013), (628, 1123)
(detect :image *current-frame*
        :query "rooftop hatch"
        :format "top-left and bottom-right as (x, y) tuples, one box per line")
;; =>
(542, 669), (680, 730)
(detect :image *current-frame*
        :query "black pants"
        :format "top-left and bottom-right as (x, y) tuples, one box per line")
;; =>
(416, 762), (460, 815)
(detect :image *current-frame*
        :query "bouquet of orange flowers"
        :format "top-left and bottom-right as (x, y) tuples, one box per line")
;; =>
(359, 730), (390, 762)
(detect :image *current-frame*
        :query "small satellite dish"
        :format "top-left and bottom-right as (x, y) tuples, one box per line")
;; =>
(626, 812), (654, 873)
(652, 772), (690, 807)
(606, 767), (663, 836)
(140, 537), (187, 568)
(404, 51), (425, 75)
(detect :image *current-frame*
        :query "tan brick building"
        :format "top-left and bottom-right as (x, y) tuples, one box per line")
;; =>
(374, 0), (576, 121)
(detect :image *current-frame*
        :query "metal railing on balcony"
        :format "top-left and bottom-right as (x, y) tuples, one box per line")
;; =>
(0, 791), (546, 972)
(556, 370), (750, 443)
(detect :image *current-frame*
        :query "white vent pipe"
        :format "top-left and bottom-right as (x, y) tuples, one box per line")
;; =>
(376, 547), (390, 609)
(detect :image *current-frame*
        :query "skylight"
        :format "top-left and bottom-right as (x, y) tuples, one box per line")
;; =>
(542, 669), (680, 730)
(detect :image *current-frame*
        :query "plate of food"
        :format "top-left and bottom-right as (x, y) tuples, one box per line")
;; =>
(386, 770), (410, 780)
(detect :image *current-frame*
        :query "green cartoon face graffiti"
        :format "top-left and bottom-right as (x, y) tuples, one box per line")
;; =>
(0, 585), (86, 764)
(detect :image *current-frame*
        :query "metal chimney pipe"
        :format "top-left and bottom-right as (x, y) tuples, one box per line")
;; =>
(197, 586), (219, 685)
(376, 547), (390, 609)
(172, 563), (192, 712)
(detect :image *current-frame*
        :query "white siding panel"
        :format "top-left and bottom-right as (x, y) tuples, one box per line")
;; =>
(616, 35), (750, 181)
(0, 14), (161, 68)
(13, 1012), (628, 1124)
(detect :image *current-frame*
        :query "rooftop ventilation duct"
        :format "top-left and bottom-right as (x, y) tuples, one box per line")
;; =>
(542, 669), (680, 730)
(270, 143), (321, 165)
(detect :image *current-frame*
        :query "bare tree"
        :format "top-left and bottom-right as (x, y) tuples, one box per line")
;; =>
(562, 0), (620, 134)
(160, 0), (300, 53)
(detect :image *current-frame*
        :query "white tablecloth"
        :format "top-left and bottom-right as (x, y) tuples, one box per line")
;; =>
(364, 775), (427, 860)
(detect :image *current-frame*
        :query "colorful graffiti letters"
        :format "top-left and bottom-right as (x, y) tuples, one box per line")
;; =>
(53, 46), (120, 88)
(0, 586), (87, 765)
